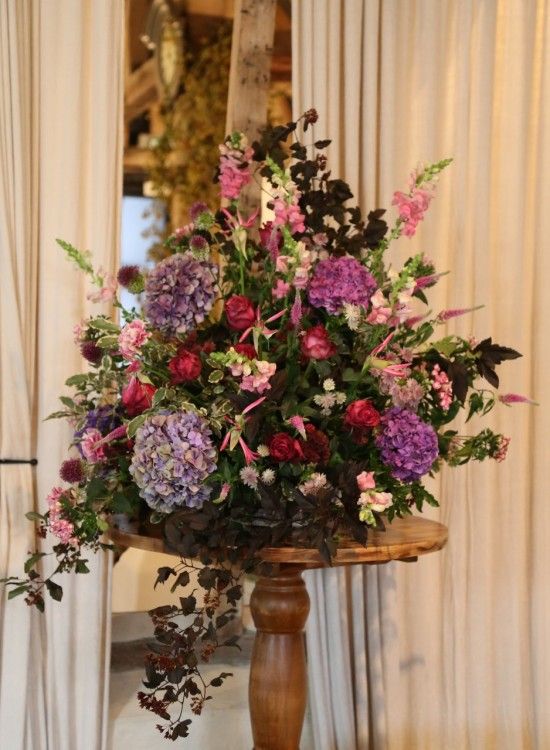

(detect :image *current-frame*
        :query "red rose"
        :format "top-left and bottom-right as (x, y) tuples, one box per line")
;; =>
(299, 423), (330, 464)
(268, 432), (303, 463)
(168, 349), (202, 383)
(344, 399), (381, 431)
(234, 342), (257, 360)
(121, 377), (156, 417)
(301, 325), (337, 360)
(225, 295), (256, 331)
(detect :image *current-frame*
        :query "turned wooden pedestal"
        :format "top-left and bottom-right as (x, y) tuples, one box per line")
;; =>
(109, 515), (447, 750)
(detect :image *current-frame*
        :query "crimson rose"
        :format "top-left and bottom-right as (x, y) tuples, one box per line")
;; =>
(344, 399), (381, 431)
(225, 295), (256, 331)
(121, 377), (156, 417)
(168, 349), (202, 383)
(301, 324), (336, 360)
(299, 423), (330, 464)
(268, 432), (303, 463)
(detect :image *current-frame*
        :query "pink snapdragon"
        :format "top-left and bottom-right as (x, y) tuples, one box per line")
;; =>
(87, 269), (117, 303)
(273, 195), (306, 234)
(288, 415), (307, 439)
(118, 319), (150, 361)
(47, 486), (78, 546)
(356, 471), (376, 491)
(81, 428), (106, 463)
(431, 364), (453, 410)
(272, 279), (291, 299)
(240, 360), (277, 394)
(392, 187), (434, 237)
(367, 289), (392, 325)
(291, 292), (303, 326)
(218, 137), (254, 200)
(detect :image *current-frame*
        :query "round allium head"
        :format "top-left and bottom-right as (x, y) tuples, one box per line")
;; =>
(80, 340), (102, 365)
(129, 411), (217, 512)
(144, 252), (218, 336)
(375, 407), (439, 483)
(59, 458), (84, 484)
(117, 265), (141, 288)
(308, 256), (377, 314)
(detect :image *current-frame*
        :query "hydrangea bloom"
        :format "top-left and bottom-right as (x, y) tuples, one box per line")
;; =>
(308, 256), (377, 314)
(376, 407), (439, 482)
(144, 253), (217, 336)
(130, 411), (217, 512)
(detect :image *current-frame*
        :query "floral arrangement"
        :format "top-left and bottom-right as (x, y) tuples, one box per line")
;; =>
(3, 111), (533, 741)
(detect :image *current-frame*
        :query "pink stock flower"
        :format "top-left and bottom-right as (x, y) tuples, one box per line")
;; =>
(276, 255), (291, 273)
(240, 360), (277, 394)
(118, 319), (150, 361)
(87, 270), (117, 303)
(498, 393), (538, 406)
(272, 279), (291, 299)
(81, 428), (106, 463)
(392, 187), (434, 237)
(356, 471), (376, 491)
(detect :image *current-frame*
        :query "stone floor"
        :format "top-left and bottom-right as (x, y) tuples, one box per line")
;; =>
(108, 612), (314, 749)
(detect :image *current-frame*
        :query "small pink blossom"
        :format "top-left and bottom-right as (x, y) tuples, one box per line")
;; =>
(291, 292), (303, 326)
(357, 471), (376, 491)
(273, 195), (306, 234)
(498, 393), (537, 406)
(432, 364), (453, 410)
(118, 319), (150, 361)
(368, 491), (393, 512)
(87, 270), (117, 303)
(47, 487), (78, 546)
(494, 436), (511, 462)
(240, 360), (277, 394)
(276, 255), (291, 273)
(288, 415), (307, 439)
(367, 289), (392, 325)
(73, 321), (86, 343)
(81, 428), (106, 463)
(293, 267), (310, 289)
(272, 279), (291, 299)
(392, 187), (434, 237)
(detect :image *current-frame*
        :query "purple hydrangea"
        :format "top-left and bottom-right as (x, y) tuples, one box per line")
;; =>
(308, 256), (377, 314)
(144, 252), (218, 336)
(129, 411), (217, 512)
(375, 407), (439, 482)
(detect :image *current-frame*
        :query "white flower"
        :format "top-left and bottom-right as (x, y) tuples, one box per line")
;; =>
(257, 444), (270, 457)
(314, 393), (336, 415)
(323, 378), (336, 392)
(299, 472), (327, 496)
(240, 466), (259, 488)
(261, 469), (276, 485)
(334, 392), (347, 405)
(343, 303), (361, 331)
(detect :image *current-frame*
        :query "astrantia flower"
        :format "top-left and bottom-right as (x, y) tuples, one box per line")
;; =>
(240, 466), (259, 488)
(261, 469), (276, 485)
(257, 444), (270, 458)
(323, 378), (335, 392)
(375, 407), (439, 482)
(308, 256), (377, 314)
(298, 472), (327, 496)
(130, 411), (217, 512)
(144, 253), (217, 336)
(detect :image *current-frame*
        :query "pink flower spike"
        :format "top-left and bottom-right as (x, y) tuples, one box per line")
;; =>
(370, 332), (395, 358)
(404, 314), (427, 328)
(238, 437), (259, 465)
(101, 425), (128, 444)
(414, 271), (448, 290)
(436, 305), (483, 322)
(288, 415), (307, 439)
(291, 292), (303, 327)
(242, 396), (267, 416)
(499, 393), (538, 406)
(380, 363), (411, 378)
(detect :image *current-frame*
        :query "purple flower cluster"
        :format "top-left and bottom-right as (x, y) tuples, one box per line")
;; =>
(144, 252), (218, 336)
(130, 411), (217, 512)
(375, 407), (439, 482)
(308, 256), (377, 314)
(74, 406), (120, 451)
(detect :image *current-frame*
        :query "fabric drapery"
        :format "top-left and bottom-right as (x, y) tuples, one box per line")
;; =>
(0, 2), (124, 748)
(293, 1), (550, 748)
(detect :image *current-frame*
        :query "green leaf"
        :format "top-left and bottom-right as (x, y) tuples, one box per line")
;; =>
(432, 336), (457, 357)
(65, 374), (88, 387)
(342, 368), (359, 382)
(8, 585), (29, 599)
(88, 318), (120, 333)
(97, 517), (109, 533)
(152, 387), (167, 407)
(127, 414), (147, 438)
(24, 552), (46, 574)
(86, 478), (107, 502)
(59, 396), (76, 409)
(208, 370), (224, 384)
(25, 511), (44, 522)
(45, 579), (63, 601)
(75, 560), (90, 574)
(96, 335), (118, 349)
(101, 355), (112, 370)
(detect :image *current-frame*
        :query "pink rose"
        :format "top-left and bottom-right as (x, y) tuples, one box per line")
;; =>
(168, 350), (202, 383)
(225, 295), (256, 331)
(121, 377), (156, 417)
(357, 471), (376, 491)
(301, 325), (336, 360)
(118, 319), (150, 361)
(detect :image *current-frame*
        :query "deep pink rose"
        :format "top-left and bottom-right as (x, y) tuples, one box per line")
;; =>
(344, 400), (381, 430)
(225, 295), (256, 331)
(301, 325), (337, 360)
(121, 377), (156, 417)
(168, 349), (202, 383)
(268, 433), (303, 463)
(234, 342), (257, 360)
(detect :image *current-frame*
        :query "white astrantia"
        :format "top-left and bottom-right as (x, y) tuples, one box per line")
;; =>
(314, 393), (336, 415)
(256, 443), (270, 457)
(261, 469), (276, 485)
(240, 466), (259, 488)
(343, 303), (361, 330)
(299, 472), (328, 496)
(334, 392), (347, 405)
(323, 378), (336, 392)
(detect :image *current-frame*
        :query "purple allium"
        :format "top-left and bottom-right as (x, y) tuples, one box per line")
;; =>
(59, 458), (85, 484)
(308, 256), (377, 314)
(375, 407), (439, 482)
(129, 411), (217, 512)
(144, 252), (218, 336)
(80, 340), (102, 365)
(117, 264), (141, 288)
(189, 201), (209, 220)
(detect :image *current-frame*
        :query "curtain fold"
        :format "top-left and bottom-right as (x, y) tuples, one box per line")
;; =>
(293, 1), (550, 748)
(0, 1), (124, 748)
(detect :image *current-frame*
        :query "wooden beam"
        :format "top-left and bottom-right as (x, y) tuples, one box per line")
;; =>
(125, 57), (157, 123)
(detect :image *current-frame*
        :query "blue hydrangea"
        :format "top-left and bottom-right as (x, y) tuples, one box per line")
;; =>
(130, 411), (217, 512)
(144, 252), (218, 336)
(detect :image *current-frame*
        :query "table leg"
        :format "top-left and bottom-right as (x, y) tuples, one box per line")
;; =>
(249, 567), (310, 750)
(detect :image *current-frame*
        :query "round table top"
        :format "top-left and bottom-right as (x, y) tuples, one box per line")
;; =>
(108, 514), (447, 569)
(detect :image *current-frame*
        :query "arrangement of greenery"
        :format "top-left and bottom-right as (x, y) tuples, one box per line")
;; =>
(3, 110), (533, 741)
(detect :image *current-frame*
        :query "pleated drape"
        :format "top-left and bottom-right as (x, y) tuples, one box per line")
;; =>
(293, 1), (550, 748)
(0, 2), (124, 748)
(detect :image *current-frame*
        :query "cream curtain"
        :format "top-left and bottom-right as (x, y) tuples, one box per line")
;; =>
(0, 1), (124, 749)
(293, 1), (550, 748)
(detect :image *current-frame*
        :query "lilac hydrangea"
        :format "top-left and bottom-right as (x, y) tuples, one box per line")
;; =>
(130, 411), (217, 512)
(144, 252), (218, 336)
(375, 407), (439, 482)
(308, 256), (377, 314)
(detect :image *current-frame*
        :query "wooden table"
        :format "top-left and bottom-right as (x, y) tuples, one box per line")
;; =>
(110, 515), (447, 750)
